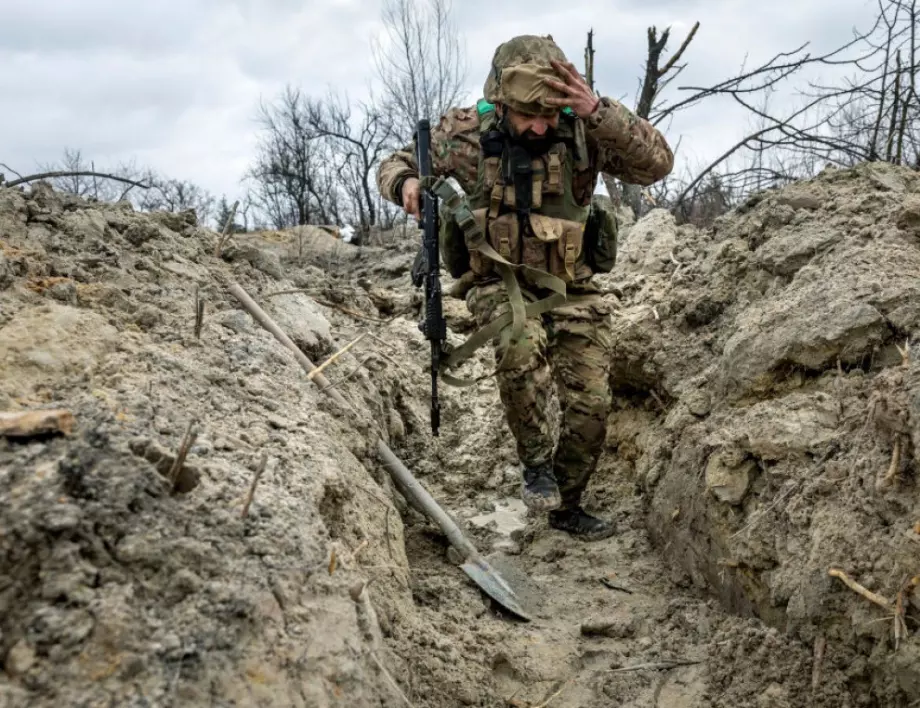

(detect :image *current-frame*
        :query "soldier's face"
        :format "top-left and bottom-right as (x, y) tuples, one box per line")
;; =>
(503, 107), (560, 140)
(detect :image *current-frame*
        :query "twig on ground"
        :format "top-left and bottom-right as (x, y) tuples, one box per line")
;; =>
(264, 290), (386, 322)
(168, 420), (198, 491)
(895, 338), (911, 366)
(241, 451), (269, 519)
(607, 659), (703, 673)
(194, 285), (205, 339)
(370, 652), (415, 708)
(829, 568), (915, 649)
(811, 634), (826, 692)
(828, 568), (892, 610)
(731, 449), (835, 539)
(532, 680), (572, 708)
(307, 333), (368, 380)
(600, 577), (634, 594)
(876, 436), (903, 490)
(895, 576), (919, 649)
(351, 539), (369, 564)
(317, 298), (393, 323)
(364, 334), (403, 369)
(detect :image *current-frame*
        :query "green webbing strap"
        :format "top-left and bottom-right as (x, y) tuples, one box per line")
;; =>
(430, 176), (569, 386)
(440, 290), (566, 387)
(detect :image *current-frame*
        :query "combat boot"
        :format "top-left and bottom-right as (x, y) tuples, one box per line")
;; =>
(520, 461), (562, 511)
(548, 506), (615, 541)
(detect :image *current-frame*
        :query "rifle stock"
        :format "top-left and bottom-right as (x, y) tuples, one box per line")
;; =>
(414, 118), (447, 435)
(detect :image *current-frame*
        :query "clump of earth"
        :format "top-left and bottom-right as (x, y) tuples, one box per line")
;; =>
(0, 161), (918, 707)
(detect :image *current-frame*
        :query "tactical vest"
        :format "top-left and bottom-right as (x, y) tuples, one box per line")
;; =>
(439, 99), (618, 288)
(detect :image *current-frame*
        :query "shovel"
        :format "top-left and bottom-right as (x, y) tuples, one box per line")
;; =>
(376, 441), (531, 621)
(228, 281), (532, 622)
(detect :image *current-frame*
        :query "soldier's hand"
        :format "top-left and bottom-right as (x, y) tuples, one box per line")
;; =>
(401, 177), (421, 219)
(543, 59), (601, 119)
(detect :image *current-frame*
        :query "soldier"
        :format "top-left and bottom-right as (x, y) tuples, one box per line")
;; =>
(377, 35), (673, 540)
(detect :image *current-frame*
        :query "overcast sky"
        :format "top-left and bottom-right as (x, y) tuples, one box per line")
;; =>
(1, 0), (879, 205)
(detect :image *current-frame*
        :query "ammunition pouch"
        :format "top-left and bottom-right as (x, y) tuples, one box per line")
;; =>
(583, 195), (618, 273)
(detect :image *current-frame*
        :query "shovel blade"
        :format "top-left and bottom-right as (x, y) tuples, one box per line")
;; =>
(461, 555), (531, 621)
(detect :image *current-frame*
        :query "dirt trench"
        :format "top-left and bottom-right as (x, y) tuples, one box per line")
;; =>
(0, 164), (918, 708)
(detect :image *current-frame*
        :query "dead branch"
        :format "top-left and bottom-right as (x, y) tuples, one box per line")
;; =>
(532, 680), (572, 708)
(241, 452), (269, 519)
(193, 285), (205, 339)
(637, 22), (700, 119)
(370, 652), (415, 708)
(5, 170), (151, 191)
(584, 29), (596, 91)
(876, 436), (903, 490)
(0, 163), (23, 179)
(659, 21), (700, 77)
(307, 333), (368, 380)
(895, 338), (911, 366)
(318, 355), (376, 394)
(213, 199), (240, 257)
(828, 568), (892, 610)
(168, 420), (198, 491)
(606, 659), (703, 673)
(316, 299), (393, 323)
(811, 635), (826, 693)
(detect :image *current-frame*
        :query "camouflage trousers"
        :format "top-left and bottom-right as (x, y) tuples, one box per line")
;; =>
(465, 281), (614, 508)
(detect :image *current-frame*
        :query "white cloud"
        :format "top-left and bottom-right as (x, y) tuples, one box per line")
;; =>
(0, 0), (882, 204)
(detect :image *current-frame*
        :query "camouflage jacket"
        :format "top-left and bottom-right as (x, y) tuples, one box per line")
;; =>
(376, 97), (674, 206)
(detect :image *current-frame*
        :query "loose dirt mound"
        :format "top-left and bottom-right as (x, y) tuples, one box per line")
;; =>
(0, 163), (918, 707)
(599, 161), (920, 704)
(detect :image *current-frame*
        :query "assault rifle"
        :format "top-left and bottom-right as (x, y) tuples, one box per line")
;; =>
(411, 118), (447, 436)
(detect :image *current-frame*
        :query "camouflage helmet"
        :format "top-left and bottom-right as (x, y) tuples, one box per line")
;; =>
(483, 34), (570, 117)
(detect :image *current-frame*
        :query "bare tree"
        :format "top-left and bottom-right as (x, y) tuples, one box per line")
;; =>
(245, 85), (340, 229)
(23, 148), (219, 224)
(371, 0), (468, 143)
(302, 91), (398, 232)
(585, 0), (919, 227)
(585, 23), (699, 217)
(661, 0), (919, 219)
(137, 176), (216, 224)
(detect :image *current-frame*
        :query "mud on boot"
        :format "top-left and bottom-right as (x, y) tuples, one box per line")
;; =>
(548, 506), (615, 541)
(520, 462), (562, 511)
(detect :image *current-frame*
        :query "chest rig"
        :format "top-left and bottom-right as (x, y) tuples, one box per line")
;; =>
(429, 100), (600, 387)
(466, 99), (593, 288)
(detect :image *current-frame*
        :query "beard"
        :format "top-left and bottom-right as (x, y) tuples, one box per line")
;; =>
(501, 114), (556, 156)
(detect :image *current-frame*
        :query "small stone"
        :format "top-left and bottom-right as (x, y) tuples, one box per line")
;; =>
(123, 222), (162, 245)
(216, 310), (251, 334)
(4, 640), (36, 676)
(168, 569), (203, 601)
(705, 452), (754, 505)
(133, 305), (162, 330)
(266, 414), (293, 430)
(39, 503), (82, 532)
(387, 409), (405, 441)
(685, 390), (711, 417)
(0, 251), (12, 289)
(580, 615), (637, 638)
(48, 280), (76, 302)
